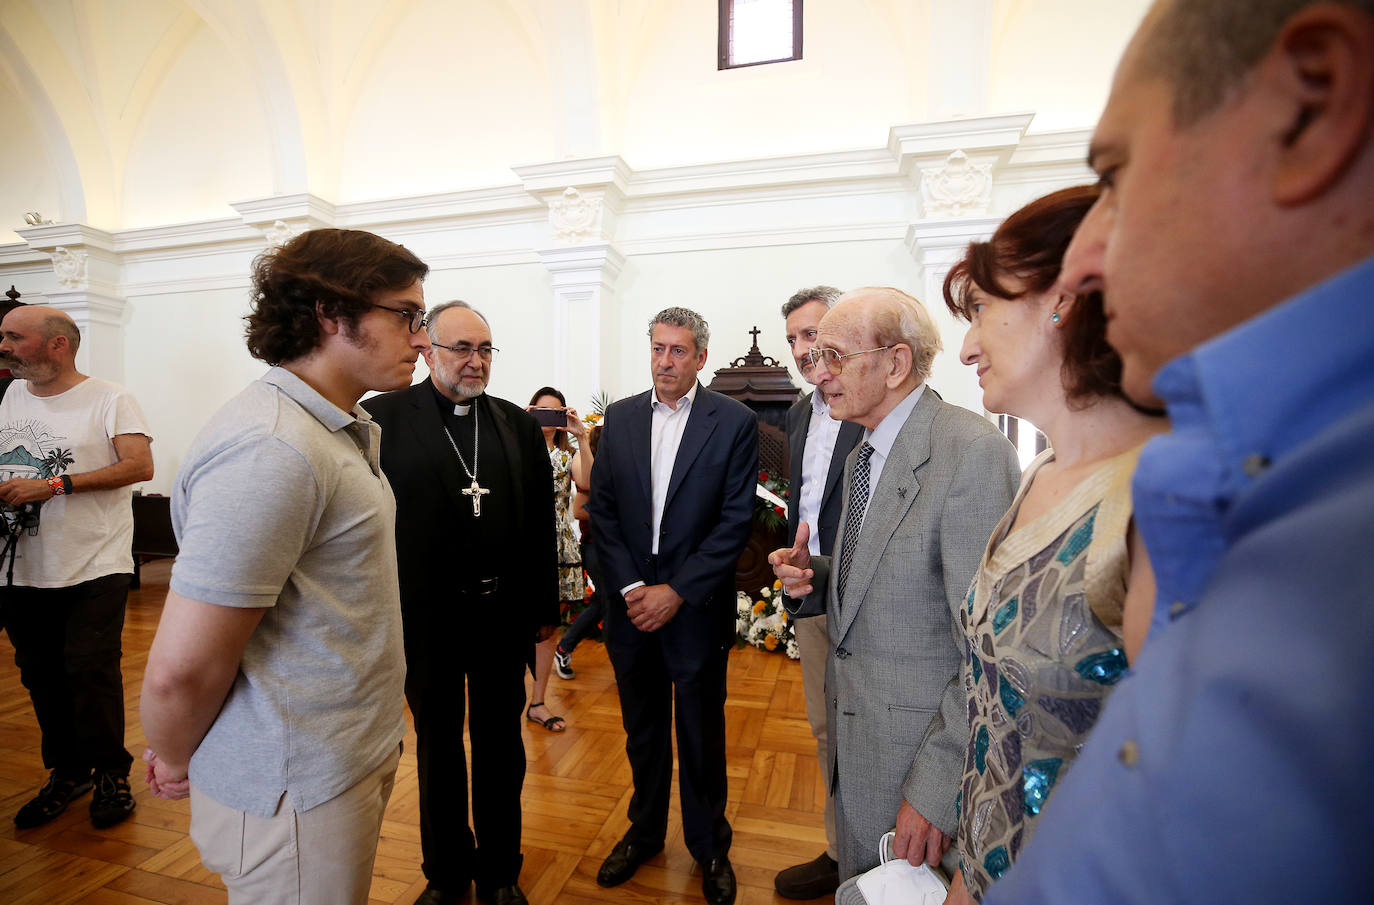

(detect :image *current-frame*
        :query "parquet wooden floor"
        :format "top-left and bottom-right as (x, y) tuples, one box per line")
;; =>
(0, 560), (831, 904)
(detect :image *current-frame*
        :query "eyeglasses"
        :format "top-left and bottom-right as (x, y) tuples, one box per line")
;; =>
(804, 345), (893, 374)
(372, 304), (428, 334)
(431, 341), (499, 362)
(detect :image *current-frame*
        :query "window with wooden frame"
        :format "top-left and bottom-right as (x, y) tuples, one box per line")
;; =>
(718, 0), (802, 69)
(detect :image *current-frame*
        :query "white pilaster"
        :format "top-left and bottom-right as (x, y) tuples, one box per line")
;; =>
(15, 223), (130, 383)
(906, 217), (1001, 415)
(535, 242), (624, 412)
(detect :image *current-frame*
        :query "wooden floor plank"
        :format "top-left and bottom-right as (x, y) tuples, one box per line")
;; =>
(0, 559), (829, 903)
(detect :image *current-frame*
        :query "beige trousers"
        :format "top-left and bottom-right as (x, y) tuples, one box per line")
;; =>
(794, 611), (838, 857)
(189, 744), (401, 905)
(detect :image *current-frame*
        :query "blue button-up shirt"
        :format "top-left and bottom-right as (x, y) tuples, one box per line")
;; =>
(985, 253), (1374, 904)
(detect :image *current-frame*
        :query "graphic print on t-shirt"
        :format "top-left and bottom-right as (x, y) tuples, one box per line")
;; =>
(0, 417), (70, 535)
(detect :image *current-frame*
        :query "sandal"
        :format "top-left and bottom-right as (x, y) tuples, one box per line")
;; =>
(526, 702), (566, 732)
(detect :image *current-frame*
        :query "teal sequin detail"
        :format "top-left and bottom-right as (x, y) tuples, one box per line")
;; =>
(1021, 757), (1063, 816)
(971, 654), (983, 685)
(1055, 507), (1098, 564)
(975, 725), (990, 774)
(984, 846), (1011, 880)
(999, 674), (1026, 717)
(967, 584), (976, 615)
(1074, 648), (1128, 685)
(992, 596), (1019, 634)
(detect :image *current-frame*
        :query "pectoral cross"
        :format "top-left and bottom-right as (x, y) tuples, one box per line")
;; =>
(462, 478), (490, 516)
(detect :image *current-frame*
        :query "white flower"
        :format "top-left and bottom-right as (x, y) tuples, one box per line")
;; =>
(736, 592), (752, 616)
(786, 638), (800, 659)
(760, 587), (773, 599)
(736, 617), (749, 637)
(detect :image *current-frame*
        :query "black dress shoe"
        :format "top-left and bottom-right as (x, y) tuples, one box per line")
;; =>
(774, 851), (839, 899)
(476, 883), (528, 905)
(596, 835), (664, 887)
(700, 856), (736, 905)
(415, 882), (469, 905)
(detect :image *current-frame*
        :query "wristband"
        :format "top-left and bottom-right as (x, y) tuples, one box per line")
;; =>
(46, 475), (73, 495)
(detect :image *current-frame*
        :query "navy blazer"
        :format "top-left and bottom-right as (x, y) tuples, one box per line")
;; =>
(785, 390), (864, 556)
(589, 383), (758, 648)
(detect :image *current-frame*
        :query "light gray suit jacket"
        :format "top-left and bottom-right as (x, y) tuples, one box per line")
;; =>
(788, 386), (1019, 848)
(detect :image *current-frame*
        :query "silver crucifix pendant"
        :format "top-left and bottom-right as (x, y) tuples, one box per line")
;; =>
(462, 478), (490, 516)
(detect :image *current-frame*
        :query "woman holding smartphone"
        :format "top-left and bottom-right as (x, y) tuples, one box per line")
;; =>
(524, 386), (592, 731)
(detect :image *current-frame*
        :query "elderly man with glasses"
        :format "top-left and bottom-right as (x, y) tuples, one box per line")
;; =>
(770, 287), (1019, 886)
(364, 300), (558, 905)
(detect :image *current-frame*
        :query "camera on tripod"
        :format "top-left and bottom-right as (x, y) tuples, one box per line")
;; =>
(0, 498), (42, 536)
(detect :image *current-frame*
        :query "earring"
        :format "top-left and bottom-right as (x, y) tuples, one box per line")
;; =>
(1051, 312), (1062, 324)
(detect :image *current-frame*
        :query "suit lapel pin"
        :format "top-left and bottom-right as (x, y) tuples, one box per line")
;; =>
(897, 486), (906, 498)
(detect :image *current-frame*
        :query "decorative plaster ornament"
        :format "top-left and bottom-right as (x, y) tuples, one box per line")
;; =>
(549, 187), (599, 242)
(51, 247), (89, 289)
(264, 220), (301, 248)
(920, 150), (993, 218)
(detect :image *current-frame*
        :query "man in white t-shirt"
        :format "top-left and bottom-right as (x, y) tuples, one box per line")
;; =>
(0, 304), (154, 830)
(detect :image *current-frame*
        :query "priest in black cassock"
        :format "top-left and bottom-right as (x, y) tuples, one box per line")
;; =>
(365, 300), (557, 905)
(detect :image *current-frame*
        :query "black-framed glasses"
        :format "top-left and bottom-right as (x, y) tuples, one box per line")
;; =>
(372, 304), (427, 334)
(431, 341), (499, 362)
(804, 345), (893, 374)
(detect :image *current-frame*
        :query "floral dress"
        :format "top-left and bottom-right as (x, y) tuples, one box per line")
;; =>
(550, 446), (585, 603)
(955, 446), (1142, 900)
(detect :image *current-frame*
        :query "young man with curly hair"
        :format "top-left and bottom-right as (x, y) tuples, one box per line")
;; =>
(140, 228), (430, 905)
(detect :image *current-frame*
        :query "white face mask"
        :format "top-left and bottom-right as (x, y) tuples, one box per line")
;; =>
(853, 831), (949, 905)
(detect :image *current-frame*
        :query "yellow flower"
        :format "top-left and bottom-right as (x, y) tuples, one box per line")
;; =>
(764, 634), (779, 651)
(752, 600), (766, 616)
(773, 578), (782, 589)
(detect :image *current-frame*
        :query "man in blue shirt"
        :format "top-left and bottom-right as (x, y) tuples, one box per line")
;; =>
(983, 2), (1374, 903)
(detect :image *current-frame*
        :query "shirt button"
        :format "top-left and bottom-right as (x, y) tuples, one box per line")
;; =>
(1169, 601), (1187, 618)
(1243, 453), (1270, 477)
(1118, 739), (1140, 767)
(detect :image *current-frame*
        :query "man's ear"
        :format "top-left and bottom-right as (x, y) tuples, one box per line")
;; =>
(1266, 4), (1374, 205)
(316, 301), (342, 336)
(695, 347), (709, 371)
(886, 343), (913, 388)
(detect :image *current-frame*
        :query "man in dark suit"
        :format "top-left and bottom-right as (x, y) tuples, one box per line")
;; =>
(590, 307), (758, 905)
(364, 300), (557, 905)
(775, 286), (863, 900)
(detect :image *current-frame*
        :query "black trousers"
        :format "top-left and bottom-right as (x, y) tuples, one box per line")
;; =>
(408, 630), (528, 891)
(560, 540), (604, 654)
(606, 598), (732, 863)
(0, 573), (134, 778)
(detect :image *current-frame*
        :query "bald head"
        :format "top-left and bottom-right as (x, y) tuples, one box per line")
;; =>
(0, 305), (82, 389)
(812, 287), (942, 429)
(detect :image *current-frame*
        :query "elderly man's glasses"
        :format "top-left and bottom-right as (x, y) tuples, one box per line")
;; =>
(372, 304), (427, 334)
(431, 341), (499, 362)
(804, 345), (893, 374)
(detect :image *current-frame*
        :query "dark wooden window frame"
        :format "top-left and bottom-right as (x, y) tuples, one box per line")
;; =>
(718, 0), (803, 70)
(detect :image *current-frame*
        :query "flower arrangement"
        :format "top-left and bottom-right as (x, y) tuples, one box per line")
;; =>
(754, 469), (789, 531)
(736, 581), (799, 659)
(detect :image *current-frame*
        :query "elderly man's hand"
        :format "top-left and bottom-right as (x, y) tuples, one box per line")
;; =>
(893, 798), (951, 867)
(142, 748), (190, 800)
(768, 522), (815, 598)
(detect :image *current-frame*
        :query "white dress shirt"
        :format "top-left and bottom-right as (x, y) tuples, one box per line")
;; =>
(859, 383), (925, 524)
(621, 381), (699, 595)
(797, 390), (844, 557)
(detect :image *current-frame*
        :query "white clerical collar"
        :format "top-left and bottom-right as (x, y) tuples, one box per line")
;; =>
(652, 380), (699, 413)
(864, 383), (926, 459)
(454, 402), (472, 416)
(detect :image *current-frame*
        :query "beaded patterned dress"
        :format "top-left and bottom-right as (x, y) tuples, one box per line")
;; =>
(550, 445), (585, 603)
(955, 446), (1141, 900)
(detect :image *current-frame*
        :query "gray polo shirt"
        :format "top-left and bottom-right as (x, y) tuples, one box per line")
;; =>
(170, 367), (406, 816)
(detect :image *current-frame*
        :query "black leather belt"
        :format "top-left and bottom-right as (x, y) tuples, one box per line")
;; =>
(458, 576), (499, 597)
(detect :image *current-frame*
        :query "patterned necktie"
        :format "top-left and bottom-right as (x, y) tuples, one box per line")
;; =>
(836, 441), (875, 607)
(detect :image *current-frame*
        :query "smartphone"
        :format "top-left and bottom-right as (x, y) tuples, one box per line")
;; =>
(531, 407), (568, 428)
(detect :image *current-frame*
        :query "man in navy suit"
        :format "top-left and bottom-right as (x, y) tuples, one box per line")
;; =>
(590, 307), (758, 905)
